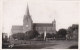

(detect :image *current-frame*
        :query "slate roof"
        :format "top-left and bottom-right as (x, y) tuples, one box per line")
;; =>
(33, 23), (53, 27)
(11, 25), (23, 30)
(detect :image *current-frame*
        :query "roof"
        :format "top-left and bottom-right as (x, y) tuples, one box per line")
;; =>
(11, 25), (23, 33)
(33, 23), (53, 27)
(12, 25), (23, 30)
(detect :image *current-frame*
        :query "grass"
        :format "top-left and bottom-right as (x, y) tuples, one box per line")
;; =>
(2, 40), (78, 49)
(12, 44), (56, 49)
(68, 45), (78, 49)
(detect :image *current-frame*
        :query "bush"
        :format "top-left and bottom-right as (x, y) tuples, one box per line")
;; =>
(46, 33), (53, 38)
(11, 30), (39, 40)
(25, 30), (39, 40)
(12, 33), (25, 40)
(56, 29), (67, 39)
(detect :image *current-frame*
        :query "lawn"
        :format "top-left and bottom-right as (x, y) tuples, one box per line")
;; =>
(2, 40), (78, 49)
(12, 44), (57, 49)
(11, 41), (57, 49)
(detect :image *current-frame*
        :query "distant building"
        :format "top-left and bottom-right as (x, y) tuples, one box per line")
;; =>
(2, 33), (8, 39)
(11, 4), (56, 34)
(2, 33), (8, 41)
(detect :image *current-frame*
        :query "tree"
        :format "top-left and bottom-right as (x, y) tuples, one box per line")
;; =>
(39, 33), (44, 38)
(52, 33), (56, 39)
(25, 30), (39, 40)
(57, 29), (67, 39)
(12, 33), (25, 40)
(67, 24), (78, 33)
(72, 24), (78, 30)
(46, 33), (53, 38)
(67, 24), (79, 40)
(2, 33), (8, 43)
(2, 33), (10, 48)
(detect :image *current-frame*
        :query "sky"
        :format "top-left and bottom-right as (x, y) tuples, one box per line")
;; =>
(3, 0), (79, 36)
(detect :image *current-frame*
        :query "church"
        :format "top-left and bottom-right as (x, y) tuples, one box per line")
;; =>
(11, 4), (56, 34)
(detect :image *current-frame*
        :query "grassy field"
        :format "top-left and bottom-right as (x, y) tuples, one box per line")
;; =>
(3, 40), (78, 49)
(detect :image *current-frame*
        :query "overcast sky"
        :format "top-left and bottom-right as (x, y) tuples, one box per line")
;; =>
(3, 0), (79, 35)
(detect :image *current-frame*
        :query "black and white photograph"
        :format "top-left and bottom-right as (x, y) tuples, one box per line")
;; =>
(2, 0), (79, 49)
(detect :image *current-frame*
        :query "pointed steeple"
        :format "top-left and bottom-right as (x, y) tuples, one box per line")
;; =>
(24, 3), (31, 19)
(24, 3), (30, 16)
(26, 3), (30, 15)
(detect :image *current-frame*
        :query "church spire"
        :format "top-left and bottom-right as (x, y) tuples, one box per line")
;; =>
(27, 3), (30, 15)
(25, 3), (30, 16)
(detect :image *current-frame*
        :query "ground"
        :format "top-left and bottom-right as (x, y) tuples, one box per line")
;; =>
(3, 40), (78, 49)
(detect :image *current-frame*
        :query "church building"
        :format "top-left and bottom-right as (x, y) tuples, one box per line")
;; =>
(11, 4), (56, 34)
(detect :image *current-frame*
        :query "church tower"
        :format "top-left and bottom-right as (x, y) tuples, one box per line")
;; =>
(52, 19), (56, 34)
(23, 4), (33, 33)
